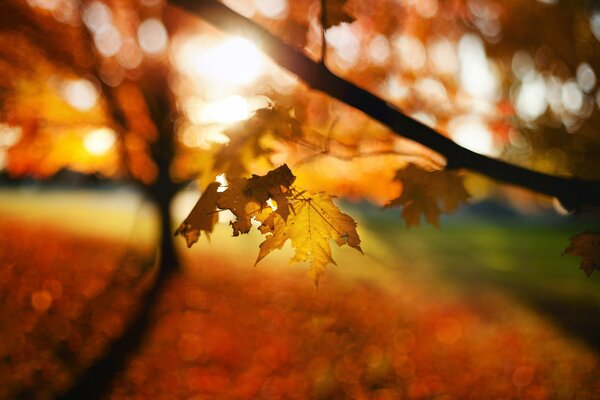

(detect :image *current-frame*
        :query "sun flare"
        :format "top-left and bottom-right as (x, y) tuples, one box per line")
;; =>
(176, 36), (265, 88)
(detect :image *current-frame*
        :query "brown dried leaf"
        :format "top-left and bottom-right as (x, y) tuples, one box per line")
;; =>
(385, 164), (469, 228)
(174, 182), (221, 247)
(323, 0), (355, 29)
(564, 231), (600, 277)
(217, 164), (296, 236)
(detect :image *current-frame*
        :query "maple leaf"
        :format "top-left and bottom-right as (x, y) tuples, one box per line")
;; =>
(198, 106), (303, 189)
(255, 207), (289, 264)
(323, 0), (355, 29)
(174, 182), (220, 247)
(217, 164), (296, 236)
(564, 231), (600, 276)
(256, 190), (362, 284)
(385, 164), (469, 228)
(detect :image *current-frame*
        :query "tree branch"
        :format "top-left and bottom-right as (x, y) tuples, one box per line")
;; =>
(170, 0), (600, 212)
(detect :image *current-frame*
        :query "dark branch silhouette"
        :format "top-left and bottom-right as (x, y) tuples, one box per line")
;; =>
(170, 0), (600, 213)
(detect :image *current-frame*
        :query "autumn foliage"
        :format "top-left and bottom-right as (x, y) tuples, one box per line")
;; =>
(1, 0), (600, 397)
(176, 164), (363, 283)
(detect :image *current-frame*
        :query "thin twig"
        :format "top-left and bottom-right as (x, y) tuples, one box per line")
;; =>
(320, 0), (328, 65)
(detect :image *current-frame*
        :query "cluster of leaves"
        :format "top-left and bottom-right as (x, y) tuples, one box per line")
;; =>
(0, 217), (153, 399)
(175, 164), (362, 283)
(176, 160), (476, 282)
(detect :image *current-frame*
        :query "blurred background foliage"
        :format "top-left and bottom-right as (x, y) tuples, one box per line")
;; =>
(1, 0), (600, 208)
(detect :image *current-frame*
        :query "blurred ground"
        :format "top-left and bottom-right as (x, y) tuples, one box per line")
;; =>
(0, 187), (599, 399)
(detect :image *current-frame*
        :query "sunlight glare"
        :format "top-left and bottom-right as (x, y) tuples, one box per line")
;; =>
(187, 95), (251, 124)
(215, 174), (228, 192)
(458, 34), (499, 100)
(180, 37), (265, 87)
(179, 124), (230, 149)
(84, 127), (116, 155)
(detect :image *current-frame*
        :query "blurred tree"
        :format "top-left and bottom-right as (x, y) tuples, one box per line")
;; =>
(1, 0), (599, 398)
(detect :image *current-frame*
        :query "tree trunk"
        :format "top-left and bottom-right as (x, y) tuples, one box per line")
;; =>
(59, 85), (179, 400)
(57, 187), (177, 400)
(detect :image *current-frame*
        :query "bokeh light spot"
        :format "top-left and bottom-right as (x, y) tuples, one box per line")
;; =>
(84, 127), (117, 155)
(458, 34), (499, 100)
(253, 0), (288, 20)
(561, 80), (584, 114)
(449, 115), (498, 156)
(516, 74), (547, 121)
(83, 1), (112, 34)
(62, 79), (99, 111)
(435, 317), (462, 345)
(367, 34), (390, 65)
(512, 365), (536, 387)
(94, 25), (122, 57)
(576, 63), (596, 93)
(138, 18), (169, 56)
(31, 290), (53, 313)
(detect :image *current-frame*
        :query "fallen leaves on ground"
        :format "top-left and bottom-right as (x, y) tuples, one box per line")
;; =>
(2, 217), (600, 399)
(0, 217), (154, 400)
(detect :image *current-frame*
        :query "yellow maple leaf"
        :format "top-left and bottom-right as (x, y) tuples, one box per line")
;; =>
(257, 190), (362, 284)
(385, 164), (469, 228)
(255, 207), (289, 263)
(174, 182), (220, 247)
(564, 231), (600, 276)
